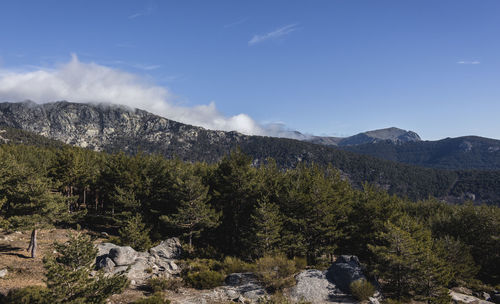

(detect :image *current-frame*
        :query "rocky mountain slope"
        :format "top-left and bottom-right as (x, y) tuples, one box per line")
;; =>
(306, 127), (421, 146)
(1, 100), (499, 205)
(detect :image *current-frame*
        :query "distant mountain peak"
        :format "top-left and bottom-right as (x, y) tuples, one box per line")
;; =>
(306, 127), (421, 147)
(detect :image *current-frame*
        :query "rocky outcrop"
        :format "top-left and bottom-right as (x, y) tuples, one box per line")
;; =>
(223, 273), (267, 302)
(95, 238), (182, 285)
(149, 238), (182, 260)
(449, 290), (495, 304)
(109, 246), (138, 266)
(289, 269), (356, 304)
(326, 255), (366, 294)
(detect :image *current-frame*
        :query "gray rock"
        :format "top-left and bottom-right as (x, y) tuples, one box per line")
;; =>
(369, 297), (380, 304)
(96, 256), (115, 272)
(96, 242), (118, 257)
(126, 259), (154, 282)
(109, 246), (138, 266)
(289, 269), (339, 303)
(326, 255), (366, 294)
(225, 272), (258, 286)
(149, 238), (182, 259)
(449, 291), (495, 304)
(0, 268), (8, 278)
(223, 273), (266, 301)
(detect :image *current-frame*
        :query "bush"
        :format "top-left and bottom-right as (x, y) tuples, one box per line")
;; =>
(293, 257), (307, 270)
(222, 256), (255, 273)
(185, 270), (225, 289)
(133, 292), (170, 304)
(258, 293), (312, 304)
(350, 279), (375, 301)
(181, 258), (223, 273)
(2, 286), (52, 304)
(147, 277), (183, 293)
(255, 254), (297, 293)
(180, 258), (226, 289)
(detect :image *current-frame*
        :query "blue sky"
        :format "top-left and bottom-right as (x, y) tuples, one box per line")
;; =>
(0, 0), (499, 140)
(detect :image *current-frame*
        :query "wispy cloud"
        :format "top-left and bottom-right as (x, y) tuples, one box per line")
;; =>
(224, 17), (248, 29)
(457, 60), (480, 65)
(248, 24), (299, 46)
(128, 4), (154, 20)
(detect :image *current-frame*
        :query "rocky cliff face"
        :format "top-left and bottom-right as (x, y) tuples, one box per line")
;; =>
(0, 101), (246, 162)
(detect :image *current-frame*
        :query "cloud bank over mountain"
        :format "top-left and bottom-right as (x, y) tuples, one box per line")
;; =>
(0, 55), (301, 138)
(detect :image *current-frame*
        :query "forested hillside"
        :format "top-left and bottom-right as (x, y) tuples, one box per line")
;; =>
(2, 101), (500, 206)
(341, 136), (500, 170)
(0, 142), (499, 303)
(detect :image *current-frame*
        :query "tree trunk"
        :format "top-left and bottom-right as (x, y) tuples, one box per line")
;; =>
(27, 228), (37, 258)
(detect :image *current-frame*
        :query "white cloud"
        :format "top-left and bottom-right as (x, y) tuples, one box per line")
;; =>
(249, 24), (298, 46)
(457, 60), (480, 64)
(0, 55), (303, 138)
(128, 4), (154, 19)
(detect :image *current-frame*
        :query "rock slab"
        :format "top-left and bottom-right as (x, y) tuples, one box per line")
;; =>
(149, 237), (182, 259)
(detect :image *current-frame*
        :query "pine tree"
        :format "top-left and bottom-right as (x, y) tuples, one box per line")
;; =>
(118, 214), (152, 251)
(161, 173), (220, 249)
(251, 199), (282, 256)
(369, 217), (421, 300)
(44, 232), (128, 303)
(369, 215), (452, 302)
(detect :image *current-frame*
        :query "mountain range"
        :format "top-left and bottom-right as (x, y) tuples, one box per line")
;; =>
(1, 100), (499, 205)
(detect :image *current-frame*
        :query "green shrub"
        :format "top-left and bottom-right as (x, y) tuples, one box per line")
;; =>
(2, 286), (52, 304)
(222, 256), (255, 273)
(258, 293), (312, 304)
(147, 277), (183, 293)
(255, 254), (297, 293)
(185, 270), (225, 289)
(181, 258), (223, 273)
(350, 279), (375, 301)
(180, 258), (226, 289)
(133, 292), (171, 304)
(293, 257), (307, 270)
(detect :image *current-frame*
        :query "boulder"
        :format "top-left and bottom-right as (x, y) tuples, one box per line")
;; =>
(449, 290), (495, 304)
(96, 242), (119, 257)
(96, 256), (115, 272)
(223, 273), (266, 301)
(149, 237), (182, 259)
(0, 268), (8, 278)
(326, 255), (366, 293)
(109, 246), (138, 266)
(289, 269), (341, 303)
(225, 272), (258, 286)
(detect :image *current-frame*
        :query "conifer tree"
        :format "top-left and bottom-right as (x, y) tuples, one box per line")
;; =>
(369, 217), (420, 300)
(118, 214), (152, 251)
(251, 199), (282, 256)
(43, 232), (128, 303)
(161, 174), (220, 249)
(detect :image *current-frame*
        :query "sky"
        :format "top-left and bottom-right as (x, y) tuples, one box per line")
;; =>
(0, 0), (499, 140)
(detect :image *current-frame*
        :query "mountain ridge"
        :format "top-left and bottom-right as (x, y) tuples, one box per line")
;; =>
(1, 100), (499, 205)
(305, 127), (422, 146)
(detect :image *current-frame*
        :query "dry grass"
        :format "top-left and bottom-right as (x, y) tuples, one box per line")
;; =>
(0, 228), (74, 294)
